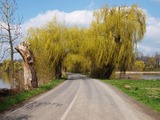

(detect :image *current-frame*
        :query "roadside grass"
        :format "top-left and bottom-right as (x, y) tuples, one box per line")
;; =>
(103, 79), (160, 112)
(0, 79), (65, 113)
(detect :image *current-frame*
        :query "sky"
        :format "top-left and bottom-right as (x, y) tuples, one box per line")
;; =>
(14, 0), (160, 56)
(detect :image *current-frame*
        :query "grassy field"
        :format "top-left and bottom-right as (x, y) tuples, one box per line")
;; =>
(103, 80), (160, 112)
(0, 79), (64, 112)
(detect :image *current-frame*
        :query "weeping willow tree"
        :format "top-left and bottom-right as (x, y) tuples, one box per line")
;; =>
(64, 27), (88, 73)
(63, 27), (91, 74)
(86, 4), (146, 79)
(25, 19), (70, 84)
(25, 20), (88, 83)
(25, 28), (53, 84)
(24, 4), (146, 83)
(44, 20), (70, 79)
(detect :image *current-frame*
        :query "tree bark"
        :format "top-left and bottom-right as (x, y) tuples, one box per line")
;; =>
(55, 53), (68, 79)
(9, 25), (14, 78)
(91, 63), (114, 79)
(15, 42), (38, 89)
(55, 60), (62, 79)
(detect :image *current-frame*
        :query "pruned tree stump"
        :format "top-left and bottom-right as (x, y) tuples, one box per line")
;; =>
(15, 41), (38, 90)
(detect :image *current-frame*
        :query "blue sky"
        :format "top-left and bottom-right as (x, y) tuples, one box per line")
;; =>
(17, 0), (160, 20)
(15, 0), (160, 55)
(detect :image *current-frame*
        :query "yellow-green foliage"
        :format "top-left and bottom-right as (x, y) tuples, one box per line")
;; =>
(14, 61), (21, 72)
(87, 4), (146, 78)
(24, 4), (146, 80)
(145, 57), (156, 71)
(1, 59), (11, 72)
(25, 19), (71, 83)
(0, 59), (21, 72)
(64, 54), (91, 73)
(134, 60), (145, 71)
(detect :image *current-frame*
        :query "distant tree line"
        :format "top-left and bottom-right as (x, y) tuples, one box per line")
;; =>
(134, 53), (160, 71)
(0, 59), (22, 73)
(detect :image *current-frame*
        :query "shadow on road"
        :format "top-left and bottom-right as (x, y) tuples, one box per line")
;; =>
(66, 73), (89, 81)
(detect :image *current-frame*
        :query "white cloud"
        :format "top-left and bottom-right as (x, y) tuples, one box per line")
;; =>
(137, 14), (160, 55)
(12, 10), (93, 60)
(21, 10), (94, 34)
(21, 9), (160, 55)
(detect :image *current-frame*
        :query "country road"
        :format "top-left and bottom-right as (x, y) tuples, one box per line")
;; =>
(0, 73), (159, 120)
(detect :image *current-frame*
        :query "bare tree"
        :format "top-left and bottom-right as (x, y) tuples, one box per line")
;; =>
(0, 0), (22, 77)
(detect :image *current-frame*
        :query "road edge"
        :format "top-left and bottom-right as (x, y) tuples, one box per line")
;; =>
(100, 80), (160, 120)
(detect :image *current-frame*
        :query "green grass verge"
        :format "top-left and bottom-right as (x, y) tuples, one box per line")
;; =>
(0, 79), (64, 112)
(103, 80), (160, 112)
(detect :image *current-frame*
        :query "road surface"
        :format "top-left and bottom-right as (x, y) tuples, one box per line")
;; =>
(0, 73), (159, 120)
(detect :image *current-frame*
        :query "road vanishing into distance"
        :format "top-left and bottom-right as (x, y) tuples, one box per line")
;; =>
(1, 73), (159, 120)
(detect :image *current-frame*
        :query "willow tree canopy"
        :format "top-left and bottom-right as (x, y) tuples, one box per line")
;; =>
(86, 4), (146, 78)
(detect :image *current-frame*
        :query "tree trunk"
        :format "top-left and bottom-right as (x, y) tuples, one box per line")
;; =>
(10, 41), (14, 77)
(8, 23), (14, 78)
(55, 60), (62, 79)
(91, 63), (114, 79)
(15, 42), (38, 89)
(102, 64), (115, 79)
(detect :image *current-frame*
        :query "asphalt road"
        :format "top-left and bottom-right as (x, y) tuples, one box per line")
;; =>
(0, 73), (159, 120)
